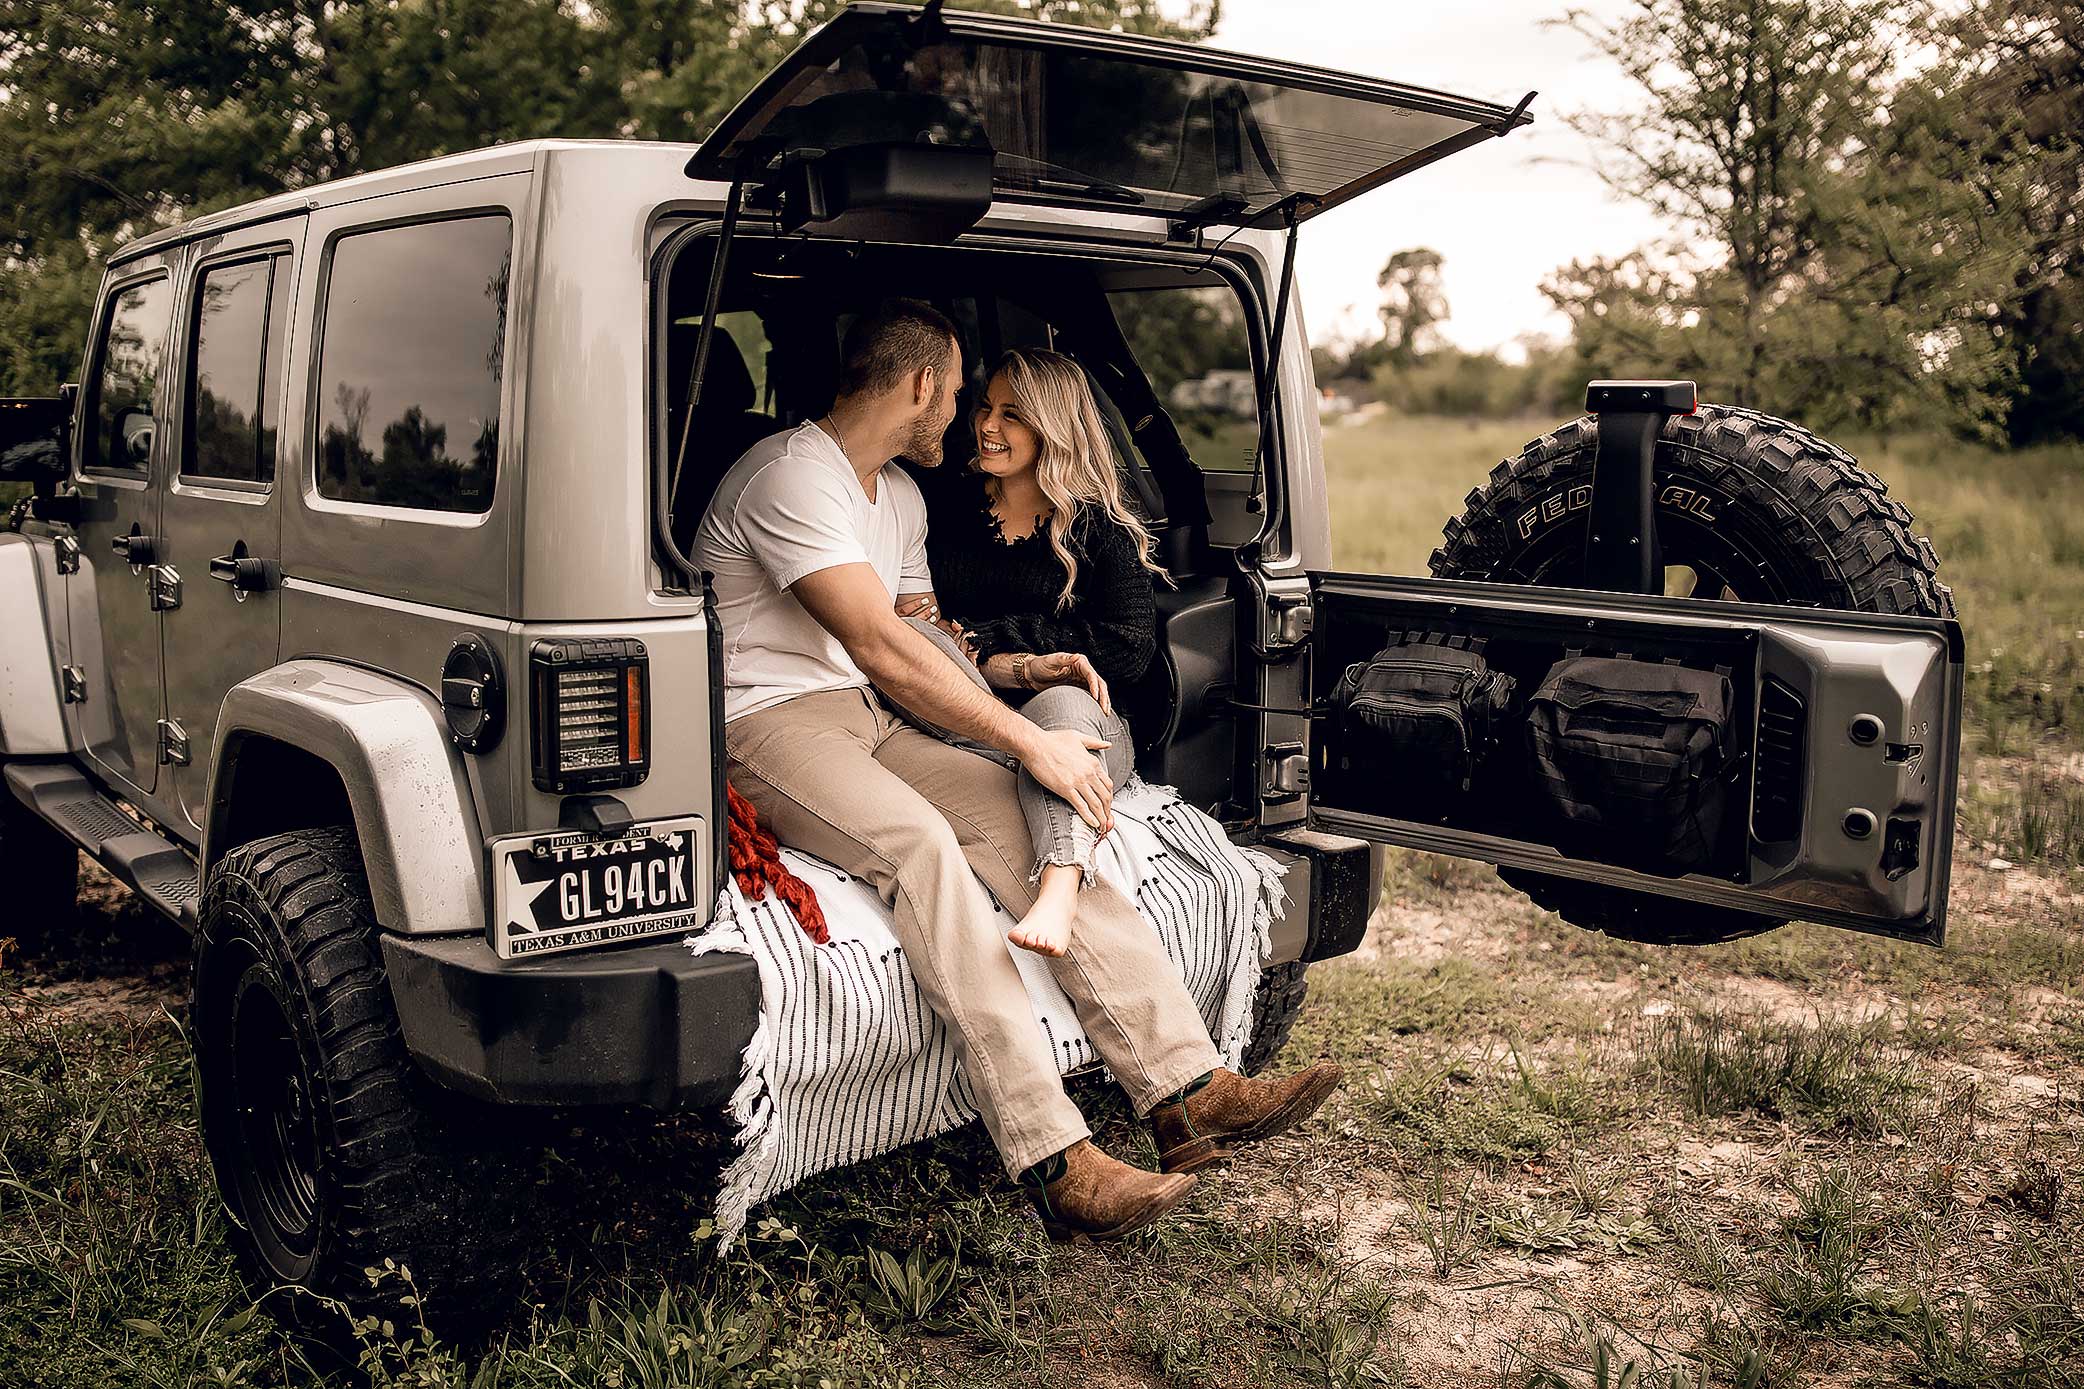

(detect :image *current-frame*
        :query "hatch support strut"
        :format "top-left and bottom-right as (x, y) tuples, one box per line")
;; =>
(658, 179), (747, 590)
(1240, 192), (1309, 561)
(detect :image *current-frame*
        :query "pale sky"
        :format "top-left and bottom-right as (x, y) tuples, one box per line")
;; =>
(1205, 0), (1676, 359)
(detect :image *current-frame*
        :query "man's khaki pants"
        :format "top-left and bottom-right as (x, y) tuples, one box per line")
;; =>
(724, 686), (1225, 1179)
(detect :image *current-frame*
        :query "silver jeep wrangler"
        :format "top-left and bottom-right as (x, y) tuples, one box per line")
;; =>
(0, 1), (1961, 1315)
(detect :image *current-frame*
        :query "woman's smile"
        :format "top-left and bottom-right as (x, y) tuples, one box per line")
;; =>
(972, 374), (1041, 475)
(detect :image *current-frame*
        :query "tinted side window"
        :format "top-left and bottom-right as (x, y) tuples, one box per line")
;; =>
(187, 255), (289, 483)
(88, 277), (173, 473)
(315, 215), (511, 513)
(1109, 284), (1258, 472)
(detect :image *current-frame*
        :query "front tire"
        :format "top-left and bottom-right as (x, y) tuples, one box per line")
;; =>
(1429, 404), (1954, 946)
(194, 826), (519, 1325)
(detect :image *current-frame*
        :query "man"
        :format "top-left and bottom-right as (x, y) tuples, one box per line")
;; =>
(694, 299), (1343, 1241)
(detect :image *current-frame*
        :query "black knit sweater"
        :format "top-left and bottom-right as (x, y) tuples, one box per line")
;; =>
(919, 468), (1157, 691)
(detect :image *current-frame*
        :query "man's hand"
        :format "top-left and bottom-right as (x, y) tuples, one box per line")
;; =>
(1025, 652), (1112, 716)
(796, 566), (1116, 830)
(1023, 726), (1115, 833)
(796, 563), (1040, 762)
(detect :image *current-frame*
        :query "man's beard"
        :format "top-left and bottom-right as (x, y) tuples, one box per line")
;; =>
(898, 412), (949, 467)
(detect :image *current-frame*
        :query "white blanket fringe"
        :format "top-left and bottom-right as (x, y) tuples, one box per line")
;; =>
(685, 777), (1286, 1252)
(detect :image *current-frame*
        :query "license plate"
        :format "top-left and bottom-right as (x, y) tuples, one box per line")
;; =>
(489, 815), (707, 959)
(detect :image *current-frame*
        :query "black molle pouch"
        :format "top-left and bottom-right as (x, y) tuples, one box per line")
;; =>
(1525, 653), (1734, 874)
(1331, 632), (1517, 822)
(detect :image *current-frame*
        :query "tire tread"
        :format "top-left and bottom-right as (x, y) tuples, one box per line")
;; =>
(197, 825), (520, 1323)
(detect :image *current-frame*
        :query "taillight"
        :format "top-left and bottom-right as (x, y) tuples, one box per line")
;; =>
(529, 637), (651, 793)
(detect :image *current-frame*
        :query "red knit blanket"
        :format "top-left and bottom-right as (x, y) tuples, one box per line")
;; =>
(724, 781), (829, 943)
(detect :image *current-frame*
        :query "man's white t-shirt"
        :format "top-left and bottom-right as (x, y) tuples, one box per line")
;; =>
(694, 422), (932, 722)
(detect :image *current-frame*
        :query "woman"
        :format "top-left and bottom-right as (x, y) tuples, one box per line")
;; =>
(886, 346), (1169, 958)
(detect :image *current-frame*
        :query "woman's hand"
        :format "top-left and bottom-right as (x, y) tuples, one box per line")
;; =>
(1025, 652), (1112, 716)
(894, 592), (939, 623)
(894, 593), (976, 660)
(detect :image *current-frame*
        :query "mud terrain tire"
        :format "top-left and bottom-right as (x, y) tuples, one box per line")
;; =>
(194, 826), (522, 1330)
(1241, 961), (1309, 1076)
(1429, 404), (1954, 946)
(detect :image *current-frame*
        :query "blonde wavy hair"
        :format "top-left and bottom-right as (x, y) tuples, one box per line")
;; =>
(981, 347), (1169, 611)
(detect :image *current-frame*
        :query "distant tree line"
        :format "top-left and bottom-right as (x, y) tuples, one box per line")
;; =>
(0, 0), (1213, 397)
(1316, 0), (2080, 446)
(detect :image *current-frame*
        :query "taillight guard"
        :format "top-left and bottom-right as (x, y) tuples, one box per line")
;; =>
(530, 637), (651, 793)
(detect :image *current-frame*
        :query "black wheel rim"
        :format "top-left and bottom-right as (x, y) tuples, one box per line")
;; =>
(1501, 510), (1799, 606)
(223, 942), (321, 1270)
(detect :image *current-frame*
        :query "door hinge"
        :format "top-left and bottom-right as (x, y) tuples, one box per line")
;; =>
(55, 534), (81, 575)
(147, 563), (181, 611)
(1263, 741), (1309, 801)
(61, 665), (87, 704)
(1253, 593), (1314, 662)
(156, 718), (191, 766)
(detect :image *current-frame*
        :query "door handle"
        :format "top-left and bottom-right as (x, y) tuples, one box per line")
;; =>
(208, 549), (279, 599)
(111, 530), (159, 565)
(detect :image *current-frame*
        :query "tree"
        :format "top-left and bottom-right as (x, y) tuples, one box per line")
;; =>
(1918, 0), (2083, 444)
(0, 0), (1220, 396)
(1375, 248), (1448, 369)
(1553, 0), (2073, 442)
(1539, 250), (1704, 388)
(1557, 0), (1910, 406)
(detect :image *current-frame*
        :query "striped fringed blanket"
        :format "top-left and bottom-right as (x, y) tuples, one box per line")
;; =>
(684, 777), (1286, 1252)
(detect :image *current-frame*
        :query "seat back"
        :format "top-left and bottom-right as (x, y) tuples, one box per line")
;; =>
(668, 329), (778, 550)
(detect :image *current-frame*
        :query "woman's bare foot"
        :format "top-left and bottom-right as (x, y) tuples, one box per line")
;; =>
(1008, 864), (1080, 957)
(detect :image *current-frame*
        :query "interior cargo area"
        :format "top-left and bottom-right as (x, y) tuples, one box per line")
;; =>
(657, 230), (1277, 812)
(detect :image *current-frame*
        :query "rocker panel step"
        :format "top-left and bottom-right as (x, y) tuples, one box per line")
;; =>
(5, 761), (201, 927)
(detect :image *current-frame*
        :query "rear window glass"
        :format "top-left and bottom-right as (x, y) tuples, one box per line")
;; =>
(701, 15), (1494, 223)
(1111, 284), (1258, 472)
(88, 276), (172, 473)
(187, 254), (290, 484)
(315, 214), (511, 513)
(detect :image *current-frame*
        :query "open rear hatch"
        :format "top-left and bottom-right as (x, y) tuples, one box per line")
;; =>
(685, 0), (1532, 228)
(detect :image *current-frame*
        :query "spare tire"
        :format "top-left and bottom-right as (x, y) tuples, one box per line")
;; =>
(1429, 404), (1953, 945)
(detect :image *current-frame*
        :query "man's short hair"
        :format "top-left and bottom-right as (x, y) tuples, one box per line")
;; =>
(836, 299), (960, 399)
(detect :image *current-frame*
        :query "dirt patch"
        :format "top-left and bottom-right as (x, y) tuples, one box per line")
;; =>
(5, 972), (184, 1026)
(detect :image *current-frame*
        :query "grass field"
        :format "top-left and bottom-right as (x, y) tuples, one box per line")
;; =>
(5, 413), (2084, 1387)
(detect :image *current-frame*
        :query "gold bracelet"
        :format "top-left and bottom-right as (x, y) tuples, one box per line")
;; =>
(1011, 652), (1034, 689)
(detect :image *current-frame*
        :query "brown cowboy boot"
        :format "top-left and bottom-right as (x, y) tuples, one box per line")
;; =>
(1146, 1062), (1346, 1174)
(1020, 1138), (1199, 1243)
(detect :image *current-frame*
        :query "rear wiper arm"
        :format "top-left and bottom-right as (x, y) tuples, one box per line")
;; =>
(992, 152), (1146, 206)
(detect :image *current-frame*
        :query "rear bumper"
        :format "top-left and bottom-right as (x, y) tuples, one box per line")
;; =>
(1259, 826), (1377, 963)
(381, 932), (760, 1109)
(380, 827), (1375, 1110)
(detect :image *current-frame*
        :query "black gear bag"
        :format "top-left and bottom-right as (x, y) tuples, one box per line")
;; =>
(1329, 632), (1517, 822)
(1524, 653), (1734, 874)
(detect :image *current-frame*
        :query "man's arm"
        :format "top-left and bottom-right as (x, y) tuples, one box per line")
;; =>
(796, 563), (1116, 829)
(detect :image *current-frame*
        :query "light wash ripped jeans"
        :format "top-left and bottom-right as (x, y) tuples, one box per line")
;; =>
(878, 616), (1135, 884)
